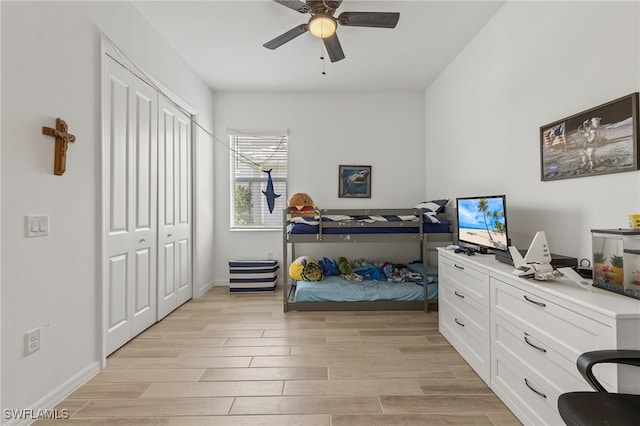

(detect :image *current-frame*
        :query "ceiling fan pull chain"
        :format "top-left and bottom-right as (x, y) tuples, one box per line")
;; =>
(320, 40), (327, 75)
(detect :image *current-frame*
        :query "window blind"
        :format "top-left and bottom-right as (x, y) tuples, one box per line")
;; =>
(230, 134), (288, 229)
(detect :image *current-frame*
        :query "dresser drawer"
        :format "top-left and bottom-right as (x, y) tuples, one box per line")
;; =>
(492, 314), (590, 393)
(439, 298), (490, 384)
(439, 255), (489, 307)
(491, 277), (607, 360)
(491, 350), (564, 426)
(441, 279), (489, 338)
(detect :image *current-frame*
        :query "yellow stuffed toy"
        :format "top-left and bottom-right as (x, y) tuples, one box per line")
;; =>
(288, 192), (316, 217)
(289, 256), (323, 281)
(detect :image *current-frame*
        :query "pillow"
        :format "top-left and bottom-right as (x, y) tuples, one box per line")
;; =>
(407, 261), (438, 284)
(414, 199), (448, 213)
(414, 199), (448, 223)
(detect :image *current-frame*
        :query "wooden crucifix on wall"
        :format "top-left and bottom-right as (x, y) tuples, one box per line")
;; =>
(42, 118), (76, 176)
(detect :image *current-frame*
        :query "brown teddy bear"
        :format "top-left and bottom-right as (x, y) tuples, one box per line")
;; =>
(288, 192), (316, 217)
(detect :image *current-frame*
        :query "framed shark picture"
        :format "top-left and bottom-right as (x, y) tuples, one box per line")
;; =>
(339, 165), (371, 198)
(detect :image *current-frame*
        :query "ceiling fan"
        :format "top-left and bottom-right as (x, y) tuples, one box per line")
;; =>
(263, 0), (400, 63)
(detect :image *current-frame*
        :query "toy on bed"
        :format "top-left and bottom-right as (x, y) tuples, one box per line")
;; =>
(289, 256), (323, 281)
(288, 192), (316, 217)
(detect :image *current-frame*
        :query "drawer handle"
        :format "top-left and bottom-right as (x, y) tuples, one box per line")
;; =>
(524, 378), (547, 399)
(454, 264), (464, 270)
(454, 318), (465, 327)
(523, 295), (546, 307)
(454, 291), (465, 299)
(524, 336), (547, 353)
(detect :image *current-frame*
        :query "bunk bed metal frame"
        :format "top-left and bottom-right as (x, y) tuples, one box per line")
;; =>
(282, 207), (453, 313)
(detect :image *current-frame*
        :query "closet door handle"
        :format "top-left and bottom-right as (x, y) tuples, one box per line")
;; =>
(523, 295), (546, 307)
(167, 233), (173, 238)
(139, 238), (147, 243)
(454, 318), (465, 327)
(524, 336), (547, 353)
(524, 378), (547, 399)
(454, 264), (464, 270)
(454, 291), (465, 299)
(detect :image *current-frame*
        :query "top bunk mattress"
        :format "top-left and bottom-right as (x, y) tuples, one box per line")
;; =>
(288, 215), (451, 235)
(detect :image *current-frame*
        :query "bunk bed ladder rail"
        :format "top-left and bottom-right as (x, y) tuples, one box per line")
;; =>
(282, 208), (289, 312)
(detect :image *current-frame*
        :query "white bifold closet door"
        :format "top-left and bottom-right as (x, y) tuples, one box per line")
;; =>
(104, 57), (158, 355)
(157, 97), (192, 321)
(104, 56), (192, 355)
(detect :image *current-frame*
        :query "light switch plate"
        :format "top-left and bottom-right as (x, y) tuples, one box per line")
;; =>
(25, 215), (49, 237)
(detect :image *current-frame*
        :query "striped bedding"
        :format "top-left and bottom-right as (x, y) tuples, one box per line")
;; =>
(287, 214), (450, 235)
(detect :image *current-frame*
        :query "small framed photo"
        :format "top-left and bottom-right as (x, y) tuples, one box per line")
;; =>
(338, 165), (371, 198)
(540, 92), (639, 181)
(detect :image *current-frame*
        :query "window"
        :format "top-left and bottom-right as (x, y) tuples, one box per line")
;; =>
(230, 132), (288, 230)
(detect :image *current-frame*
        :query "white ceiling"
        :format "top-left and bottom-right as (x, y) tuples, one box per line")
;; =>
(133, 0), (505, 92)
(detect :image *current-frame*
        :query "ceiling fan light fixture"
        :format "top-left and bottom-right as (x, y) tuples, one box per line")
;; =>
(308, 13), (337, 39)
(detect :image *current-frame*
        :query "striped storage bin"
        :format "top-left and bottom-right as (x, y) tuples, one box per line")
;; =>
(228, 260), (278, 293)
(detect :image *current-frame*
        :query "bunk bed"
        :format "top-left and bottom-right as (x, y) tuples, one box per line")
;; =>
(282, 206), (454, 312)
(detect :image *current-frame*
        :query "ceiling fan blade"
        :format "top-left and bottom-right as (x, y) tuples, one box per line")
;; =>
(272, 0), (311, 14)
(337, 12), (400, 28)
(325, 0), (343, 10)
(307, 0), (343, 12)
(323, 33), (345, 63)
(263, 24), (309, 50)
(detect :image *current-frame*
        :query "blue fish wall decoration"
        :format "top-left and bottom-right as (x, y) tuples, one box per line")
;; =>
(262, 169), (281, 213)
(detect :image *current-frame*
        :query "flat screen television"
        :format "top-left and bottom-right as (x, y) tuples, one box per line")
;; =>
(456, 195), (509, 253)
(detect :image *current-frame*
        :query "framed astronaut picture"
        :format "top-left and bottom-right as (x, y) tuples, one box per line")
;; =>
(540, 92), (639, 181)
(338, 165), (371, 198)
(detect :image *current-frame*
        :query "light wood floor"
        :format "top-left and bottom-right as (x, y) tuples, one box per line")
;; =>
(37, 286), (521, 425)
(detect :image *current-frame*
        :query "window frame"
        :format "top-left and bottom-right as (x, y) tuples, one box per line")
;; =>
(229, 132), (288, 231)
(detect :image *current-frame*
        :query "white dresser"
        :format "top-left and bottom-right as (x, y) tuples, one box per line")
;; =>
(438, 248), (640, 426)
(438, 251), (492, 384)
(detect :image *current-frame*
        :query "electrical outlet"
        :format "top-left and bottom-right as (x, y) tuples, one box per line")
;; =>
(266, 251), (273, 260)
(25, 328), (41, 355)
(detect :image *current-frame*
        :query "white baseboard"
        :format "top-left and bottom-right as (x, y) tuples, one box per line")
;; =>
(3, 361), (101, 426)
(212, 279), (230, 287)
(193, 280), (215, 298)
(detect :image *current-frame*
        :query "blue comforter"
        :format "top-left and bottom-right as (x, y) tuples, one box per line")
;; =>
(294, 275), (438, 302)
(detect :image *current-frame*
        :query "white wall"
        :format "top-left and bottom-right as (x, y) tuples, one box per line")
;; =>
(0, 1), (3, 413)
(1, 1), (215, 417)
(425, 1), (640, 262)
(212, 91), (426, 283)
